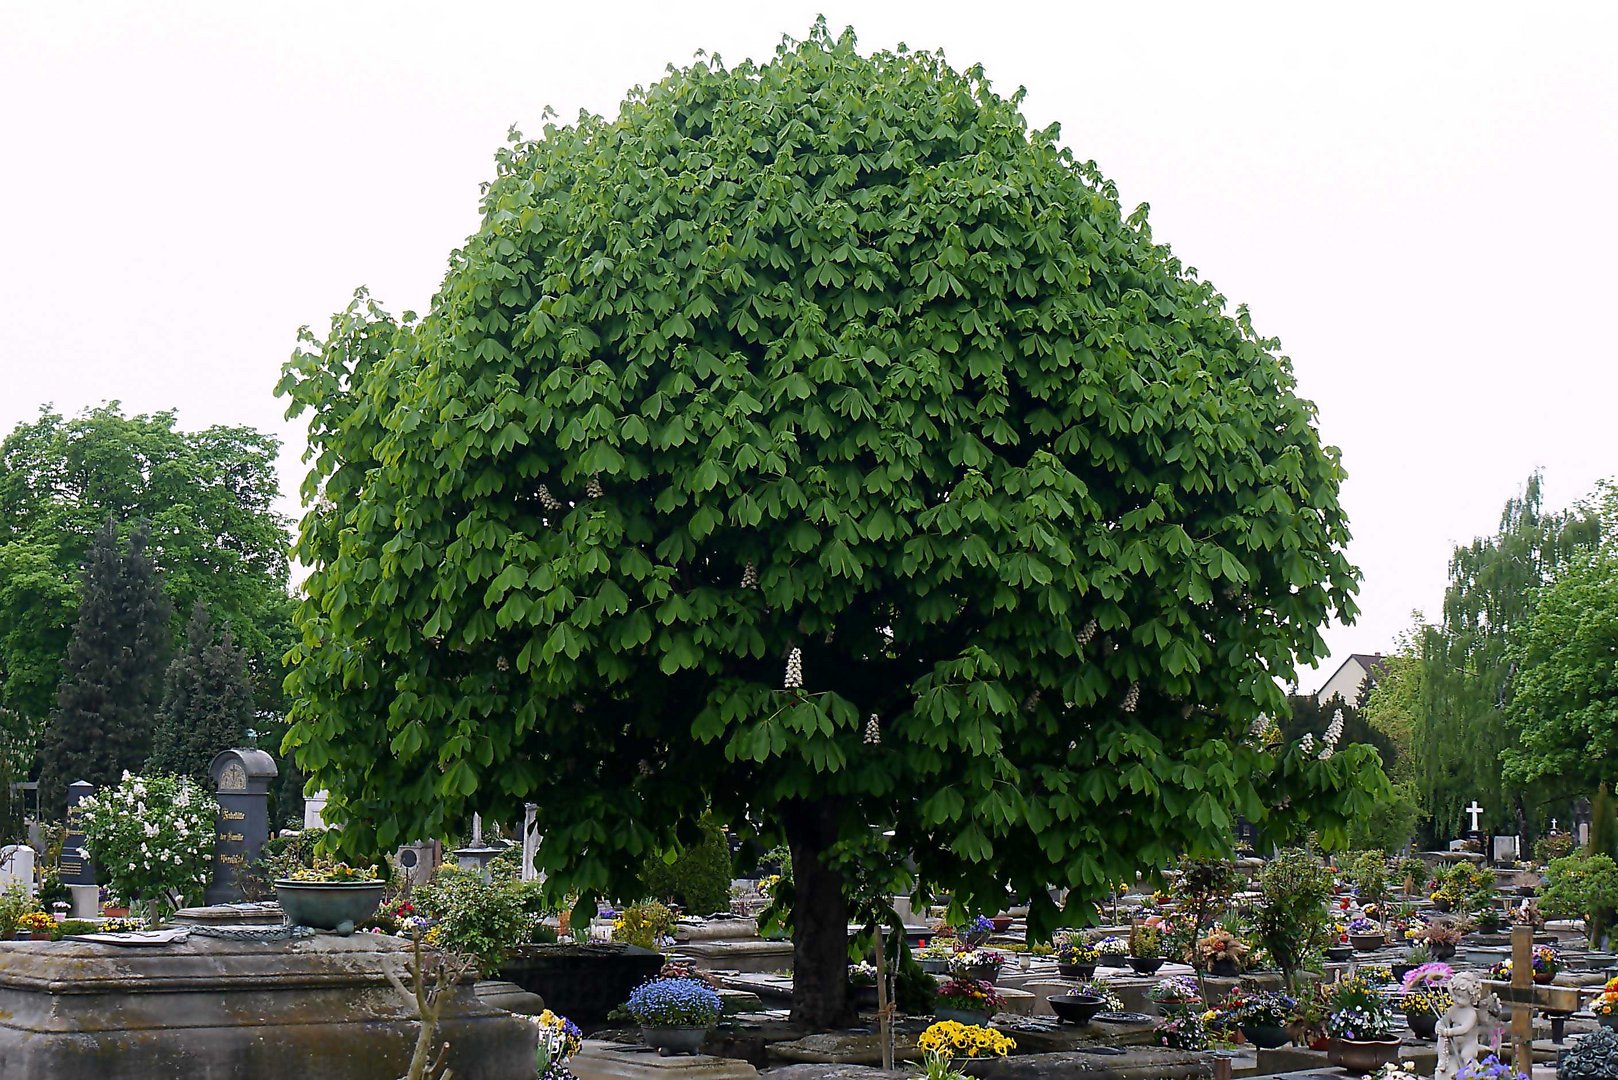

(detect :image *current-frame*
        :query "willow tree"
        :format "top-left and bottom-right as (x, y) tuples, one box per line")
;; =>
(1419, 474), (1599, 839)
(279, 24), (1382, 1026)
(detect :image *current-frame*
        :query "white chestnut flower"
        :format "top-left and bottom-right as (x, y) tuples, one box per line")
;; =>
(863, 714), (881, 746)
(784, 647), (803, 690)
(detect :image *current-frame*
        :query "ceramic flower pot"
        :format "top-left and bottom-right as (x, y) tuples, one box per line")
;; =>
(1350, 933), (1386, 952)
(1210, 957), (1240, 977)
(273, 880), (385, 935)
(1327, 1038), (1402, 1071)
(918, 957), (950, 975)
(1126, 956), (1165, 975)
(990, 916), (1014, 932)
(1599, 1012), (1618, 1031)
(1241, 1023), (1290, 1049)
(1533, 971), (1555, 985)
(639, 1025), (710, 1056)
(1057, 962), (1095, 980)
(1429, 942), (1456, 960)
(1326, 945), (1355, 962)
(955, 962), (1001, 985)
(1049, 994), (1104, 1025)
(1406, 1012), (1438, 1040)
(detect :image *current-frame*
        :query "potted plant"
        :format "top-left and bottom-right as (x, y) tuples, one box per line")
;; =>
(1147, 975), (1202, 1016)
(1049, 988), (1107, 1025)
(1401, 986), (1451, 1041)
(1054, 939), (1098, 978)
(1126, 924), (1165, 975)
(1093, 935), (1130, 968)
(1195, 928), (1248, 976)
(1393, 943), (1430, 984)
(1324, 974), (1401, 1071)
(1416, 918), (1462, 960)
(1531, 944), (1561, 984)
(1154, 1011), (1210, 1051)
(1591, 976), (1618, 1031)
(15, 910), (54, 941)
(946, 948), (1005, 985)
(275, 859), (386, 935)
(532, 1008), (584, 1080)
(76, 772), (217, 928)
(848, 961), (879, 1010)
(1253, 850), (1336, 994)
(625, 976), (722, 1055)
(1222, 987), (1297, 1049)
(917, 940), (956, 975)
(1348, 917), (1386, 951)
(1068, 981), (1124, 1013)
(934, 978), (1004, 1024)
(916, 1019), (1015, 1076)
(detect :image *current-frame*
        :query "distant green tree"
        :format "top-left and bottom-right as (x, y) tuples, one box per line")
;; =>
(1284, 693), (1398, 773)
(1419, 474), (1599, 839)
(0, 405), (295, 738)
(641, 814), (734, 916)
(38, 521), (173, 810)
(1361, 623), (1423, 791)
(147, 603), (255, 787)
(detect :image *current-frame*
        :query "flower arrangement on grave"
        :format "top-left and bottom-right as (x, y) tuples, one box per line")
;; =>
(1127, 924), (1164, 959)
(657, 960), (717, 987)
(1454, 1053), (1528, 1080)
(1347, 917), (1379, 936)
(1591, 976), (1618, 1017)
(1194, 928), (1249, 970)
(16, 910), (54, 937)
(1358, 964), (1395, 985)
(1148, 975), (1203, 1010)
(531, 1009), (583, 1080)
(916, 1020), (1016, 1059)
(1054, 940), (1099, 966)
(935, 978), (1004, 1015)
(848, 961), (879, 987)
(918, 939), (959, 960)
(1154, 1011), (1210, 1050)
(613, 900), (675, 950)
(1218, 987), (1297, 1029)
(625, 977), (723, 1029)
(959, 915), (996, 949)
(946, 949), (1005, 980)
(1323, 974), (1398, 1041)
(1092, 934), (1128, 957)
(1489, 945), (1560, 984)
(100, 916), (145, 933)
(1365, 1063), (1426, 1080)
(76, 771), (216, 926)
(912, 1021), (1014, 1080)
(1400, 986), (1453, 1019)
(287, 859), (381, 883)
(756, 873), (782, 898)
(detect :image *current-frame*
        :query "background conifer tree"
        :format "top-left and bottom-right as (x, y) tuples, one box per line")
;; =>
(38, 520), (173, 810)
(147, 602), (254, 787)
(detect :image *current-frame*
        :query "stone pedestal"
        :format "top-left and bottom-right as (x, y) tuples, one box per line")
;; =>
(0, 932), (536, 1079)
(572, 1041), (759, 1079)
(68, 883), (100, 919)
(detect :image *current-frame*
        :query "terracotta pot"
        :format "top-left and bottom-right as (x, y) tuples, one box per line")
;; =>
(1328, 1038), (1403, 1071)
(1533, 972), (1555, 985)
(102, 907), (129, 918)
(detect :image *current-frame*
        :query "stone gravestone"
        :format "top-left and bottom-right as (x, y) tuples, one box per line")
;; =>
(1493, 835), (1519, 864)
(59, 780), (96, 887)
(204, 749), (277, 905)
(0, 846), (34, 897)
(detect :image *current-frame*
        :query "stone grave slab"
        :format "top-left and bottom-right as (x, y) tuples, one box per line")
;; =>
(0, 931), (535, 1079)
(674, 918), (763, 943)
(572, 1041), (759, 1079)
(678, 939), (794, 974)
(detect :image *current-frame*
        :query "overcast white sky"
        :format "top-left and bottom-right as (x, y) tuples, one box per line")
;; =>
(2, 2), (1614, 691)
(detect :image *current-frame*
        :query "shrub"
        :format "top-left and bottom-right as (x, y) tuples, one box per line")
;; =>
(1542, 852), (1618, 946)
(413, 867), (532, 973)
(615, 900), (676, 950)
(78, 772), (216, 923)
(1253, 849), (1335, 993)
(641, 816), (733, 916)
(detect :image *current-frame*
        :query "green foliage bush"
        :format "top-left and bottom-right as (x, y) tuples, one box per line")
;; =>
(642, 816), (733, 916)
(1542, 852), (1618, 946)
(414, 866), (533, 973)
(1252, 849), (1334, 993)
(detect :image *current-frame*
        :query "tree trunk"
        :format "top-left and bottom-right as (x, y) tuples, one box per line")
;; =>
(783, 796), (854, 1029)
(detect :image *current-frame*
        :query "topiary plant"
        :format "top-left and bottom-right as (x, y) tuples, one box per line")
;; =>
(642, 814), (734, 916)
(1559, 1026), (1618, 1080)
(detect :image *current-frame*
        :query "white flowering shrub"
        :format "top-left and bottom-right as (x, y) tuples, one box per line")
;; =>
(79, 772), (217, 917)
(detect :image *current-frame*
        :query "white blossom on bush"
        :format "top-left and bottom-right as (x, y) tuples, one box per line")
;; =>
(78, 772), (218, 919)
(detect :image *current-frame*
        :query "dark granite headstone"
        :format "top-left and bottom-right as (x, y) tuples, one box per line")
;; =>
(59, 780), (96, 887)
(204, 749), (276, 905)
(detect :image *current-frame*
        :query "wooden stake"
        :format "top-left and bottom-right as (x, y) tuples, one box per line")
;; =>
(875, 923), (894, 1072)
(1511, 923), (1533, 1076)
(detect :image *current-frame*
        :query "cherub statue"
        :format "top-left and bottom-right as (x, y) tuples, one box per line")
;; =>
(1435, 971), (1485, 1080)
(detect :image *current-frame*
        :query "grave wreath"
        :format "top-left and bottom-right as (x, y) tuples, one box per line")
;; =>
(78, 771), (216, 925)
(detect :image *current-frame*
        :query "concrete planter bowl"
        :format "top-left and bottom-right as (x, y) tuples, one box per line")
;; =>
(273, 880), (385, 936)
(639, 1025), (711, 1056)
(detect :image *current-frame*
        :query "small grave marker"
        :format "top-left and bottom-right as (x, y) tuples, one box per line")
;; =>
(204, 749), (277, 904)
(59, 780), (96, 886)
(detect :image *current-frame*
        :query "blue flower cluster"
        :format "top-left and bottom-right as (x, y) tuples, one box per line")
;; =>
(1456, 1055), (1528, 1080)
(626, 977), (723, 1027)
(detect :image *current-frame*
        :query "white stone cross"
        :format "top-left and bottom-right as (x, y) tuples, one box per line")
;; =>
(1551, 818), (1558, 832)
(1466, 801), (1484, 832)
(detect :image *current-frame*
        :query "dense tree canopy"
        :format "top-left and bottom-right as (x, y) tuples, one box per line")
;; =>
(280, 24), (1382, 1024)
(1418, 474), (1598, 838)
(1504, 545), (1618, 798)
(0, 405), (295, 738)
(148, 603), (255, 789)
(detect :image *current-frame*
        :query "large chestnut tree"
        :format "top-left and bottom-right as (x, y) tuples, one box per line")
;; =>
(279, 24), (1384, 1025)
